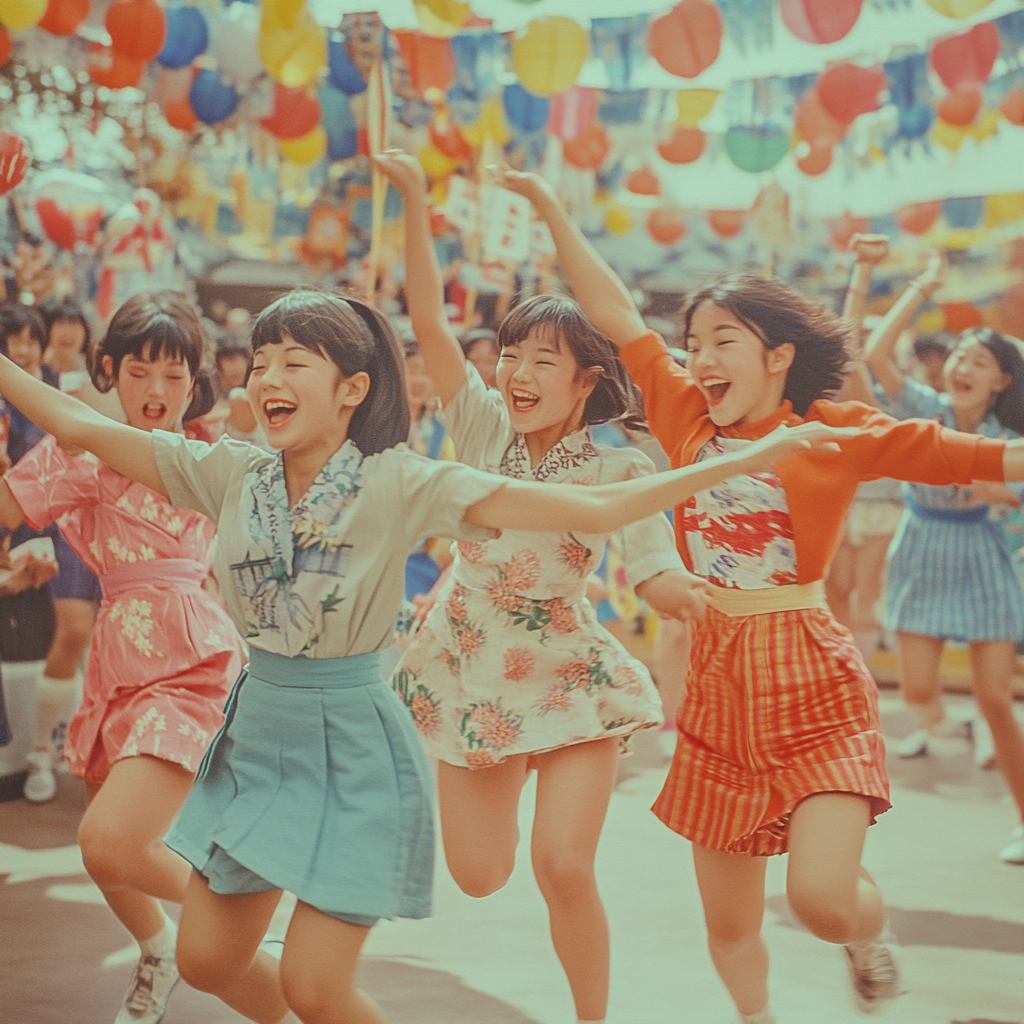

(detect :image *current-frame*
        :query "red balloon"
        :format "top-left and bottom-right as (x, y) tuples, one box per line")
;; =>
(797, 143), (832, 176)
(0, 27), (10, 67)
(39, 0), (90, 37)
(625, 165), (661, 196)
(393, 31), (454, 101)
(165, 95), (198, 132)
(87, 44), (144, 89)
(430, 117), (472, 161)
(259, 86), (321, 140)
(895, 201), (941, 236)
(937, 87), (982, 128)
(563, 123), (610, 170)
(707, 209), (745, 239)
(649, 0), (722, 80)
(648, 207), (687, 246)
(816, 63), (884, 124)
(780, 0), (862, 45)
(0, 132), (29, 196)
(999, 87), (1024, 127)
(941, 302), (984, 333)
(657, 125), (705, 164)
(829, 212), (870, 251)
(35, 196), (104, 250)
(931, 22), (998, 92)
(795, 87), (848, 146)
(106, 0), (166, 63)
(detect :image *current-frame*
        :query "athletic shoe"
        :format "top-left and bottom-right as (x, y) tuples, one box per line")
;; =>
(1000, 824), (1024, 865)
(844, 929), (900, 1014)
(114, 953), (179, 1024)
(969, 715), (996, 769)
(23, 751), (56, 803)
(893, 728), (929, 758)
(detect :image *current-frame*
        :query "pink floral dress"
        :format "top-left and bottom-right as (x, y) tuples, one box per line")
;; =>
(6, 436), (244, 784)
(392, 367), (678, 768)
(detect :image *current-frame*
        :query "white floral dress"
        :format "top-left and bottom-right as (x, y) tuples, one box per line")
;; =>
(393, 367), (678, 768)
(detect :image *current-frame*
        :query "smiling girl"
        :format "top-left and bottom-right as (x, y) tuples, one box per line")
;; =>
(508, 168), (1024, 1022)
(0, 282), (849, 1024)
(0, 291), (244, 1024)
(864, 275), (1024, 865)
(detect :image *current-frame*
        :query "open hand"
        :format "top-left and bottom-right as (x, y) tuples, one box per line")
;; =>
(849, 234), (890, 266)
(741, 422), (860, 474)
(374, 149), (428, 197)
(916, 251), (947, 298)
(486, 165), (556, 204)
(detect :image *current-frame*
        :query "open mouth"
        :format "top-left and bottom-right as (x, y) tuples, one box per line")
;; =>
(701, 377), (731, 405)
(263, 398), (297, 427)
(142, 402), (167, 421)
(509, 388), (540, 413)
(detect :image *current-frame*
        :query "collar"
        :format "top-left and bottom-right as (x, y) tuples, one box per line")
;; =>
(719, 401), (800, 440)
(502, 425), (597, 481)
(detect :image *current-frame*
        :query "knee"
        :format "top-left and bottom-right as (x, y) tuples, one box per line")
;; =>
(176, 941), (237, 996)
(705, 916), (762, 954)
(532, 850), (596, 906)
(78, 819), (132, 887)
(787, 886), (856, 944)
(281, 968), (347, 1024)
(449, 860), (513, 899)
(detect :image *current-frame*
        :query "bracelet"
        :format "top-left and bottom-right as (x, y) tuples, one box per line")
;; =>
(906, 279), (932, 298)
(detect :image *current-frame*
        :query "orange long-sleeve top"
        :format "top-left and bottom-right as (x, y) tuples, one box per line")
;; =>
(620, 331), (1009, 584)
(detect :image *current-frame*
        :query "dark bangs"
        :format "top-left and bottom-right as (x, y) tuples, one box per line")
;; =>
(966, 328), (1024, 436)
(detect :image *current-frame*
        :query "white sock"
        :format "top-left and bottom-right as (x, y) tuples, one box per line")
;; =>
(139, 908), (177, 959)
(738, 1006), (776, 1024)
(929, 715), (964, 738)
(33, 673), (79, 752)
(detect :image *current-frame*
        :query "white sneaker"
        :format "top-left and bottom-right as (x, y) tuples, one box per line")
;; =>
(114, 953), (179, 1024)
(23, 751), (56, 803)
(999, 824), (1024, 865)
(969, 715), (996, 769)
(893, 728), (929, 758)
(844, 928), (900, 1014)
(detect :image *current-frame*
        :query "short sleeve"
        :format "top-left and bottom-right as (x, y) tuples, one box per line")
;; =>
(439, 364), (515, 470)
(5, 435), (100, 530)
(153, 430), (270, 522)
(874, 375), (944, 421)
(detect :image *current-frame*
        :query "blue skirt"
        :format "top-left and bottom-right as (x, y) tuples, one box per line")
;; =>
(165, 648), (435, 920)
(885, 505), (1024, 642)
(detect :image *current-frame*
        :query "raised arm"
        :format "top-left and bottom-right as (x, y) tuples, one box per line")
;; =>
(376, 151), (467, 408)
(836, 233), (889, 404)
(465, 421), (858, 534)
(0, 355), (167, 497)
(863, 252), (946, 402)
(490, 166), (646, 349)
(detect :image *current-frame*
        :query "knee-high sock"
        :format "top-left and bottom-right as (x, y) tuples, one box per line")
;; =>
(33, 673), (79, 752)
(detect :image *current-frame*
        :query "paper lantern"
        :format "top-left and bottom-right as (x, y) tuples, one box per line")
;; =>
(418, 143), (459, 179)
(941, 302), (983, 332)
(796, 143), (832, 176)
(0, 132), (28, 196)
(605, 204), (633, 236)
(816, 63), (884, 124)
(829, 211), (870, 251)
(943, 195), (983, 229)
(260, 85), (321, 140)
(106, 0), (166, 62)
(157, 6), (208, 69)
(658, 125), (704, 164)
(280, 125), (326, 165)
(707, 209), (745, 239)
(647, 207), (687, 246)
(779, 0), (861, 45)
(393, 31), (455, 101)
(87, 44), (144, 89)
(503, 83), (550, 134)
(164, 94), (198, 132)
(547, 86), (597, 143)
(931, 22), (998, 91)
(986, 192), (1024, 228)
(512, 17), (589, 97)
(0, 0), (46, 30)
(1000, 88), (1024, 127)
(924, 0), (995, 15)
(937, 87), (982, 127)
(38, 0), (88, 36)
(190, 69), (238, 124)
(895, 200), (941, 235)
(723, 126), (790, 173)
(414, 0), (470, 38)
(933, 117), (968, 151)
(260, 7), (327, 89)
(211, 1), (263, 85)
(649, 0), (722, 80)
(563, 122), (610, 169)
(32, 170), (109, 250)
(0, 26), (9, 65)
(327, 36), (367, 95)
(795, 88), (848, 146)
(429, 115), (472, 161)
(625, 165), (660, 196)
(460, 96), (510, 148)
(675, 88), (719, 125)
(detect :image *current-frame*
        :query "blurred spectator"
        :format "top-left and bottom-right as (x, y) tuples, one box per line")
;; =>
(459, 328), (499, 389)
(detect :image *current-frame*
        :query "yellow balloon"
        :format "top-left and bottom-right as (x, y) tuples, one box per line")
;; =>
(260, 16), (327, 88)
(932, 118), (967, 152)
(461, 96), (511, 148)
(916, 309), (946, 335)
(985, 192), (1024, 228)
(0, 0), (46, 30)
(512, 17), (589, 97)
(675, 89), (719, 126)
(415, 0), (471, 38)
(942, 227), (980, 250)
(280, 126), (327, 166)
(418, 144), (459, 180)
(262, 0), (305, 30)
(924, 0), (994, 15)
(605, 205), (633, 236)
(970, 109), (1000, 142)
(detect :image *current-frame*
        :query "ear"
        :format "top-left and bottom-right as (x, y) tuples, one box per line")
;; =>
(765, 343), (795, 377)
(101, 354), (116, 388)
(338, 370), (371, 409)
(994, 371), (1012, 395)
(579, 365), (604, 399)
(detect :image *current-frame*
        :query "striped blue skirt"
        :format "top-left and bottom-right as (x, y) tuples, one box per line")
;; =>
(164, 648), (435, 921)
(884, 502), (1024, 642)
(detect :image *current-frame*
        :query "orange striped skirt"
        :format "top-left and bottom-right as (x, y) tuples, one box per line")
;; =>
(652, 606), (890, 856)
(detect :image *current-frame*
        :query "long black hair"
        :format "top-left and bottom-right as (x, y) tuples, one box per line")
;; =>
(957, 327), (1024, 436)
(250, 289), (409, 455)
(683, 274), (852, 416)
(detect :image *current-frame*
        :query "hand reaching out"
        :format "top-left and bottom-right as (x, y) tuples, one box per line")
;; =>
(849, 234), (890, 266)
(486, 165), (557, 205)
(915, 251), (947, 299)
(374, 150), (428, 197)
(740, 422), (860, 475)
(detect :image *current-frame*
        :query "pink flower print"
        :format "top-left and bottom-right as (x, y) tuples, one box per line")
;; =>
(504, 550), (542, 592)
(544, 598), (578, 633)
(486, 578), (521, 613)
(465, 749), (499, 769)
(446, 584), (469, 626)
(467, 702), (522, 750)
(558, 539), (593, 576)
(458, 541), (488, 563)
(440, 647), (461, 676)
(410, 690), (441, 738)
(457, 626), (485, 658)
(612, 663), (646, 696)
(556, 652), (596, 691)
(537, 685), (575, 715)
(503, 647), (535, 682)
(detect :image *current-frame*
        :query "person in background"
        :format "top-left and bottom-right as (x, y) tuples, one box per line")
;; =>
(459, 329), (499, 389)
(911, 335), (952, 393)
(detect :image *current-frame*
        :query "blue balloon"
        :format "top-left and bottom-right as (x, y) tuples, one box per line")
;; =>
(502, 84), (549, 134)
(898, 105), (933, 140)
(943, 196), (984, 230)
(319, 84), (358, 162)
(328, 35), (367, 95)
(190, 70), (238, 125)
(158, 7), (209, 69)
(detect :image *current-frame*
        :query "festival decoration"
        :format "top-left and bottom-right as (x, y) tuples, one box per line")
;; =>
(328, 34), (368, 95)
(38, 0), (88, 37)
(924, 0), (996, 16)
(604, 203), (634, 235)
(675, 88), (719, 125)
(779, 0), (862, 44)
(647, 206), (687, 245)
(190, 69), (238, 125)
(649, 0), (722, 80)
(1000, 87), (1024, 126)
(511, 17), (588, 96)
(936, 87), (982, 126)
(592, 14), (649, 92)
(32, 169), (110, 251)
(944, 195), (984, 229)
(260, 84), (321, 139)
(414, 0), (472, 38)
(657, 125), (705, 164)
(163, 94), (198, 132)
(319, 83), (358, 161)
(723, 126), (790, 173)
(0, 131), (28, 196)
(796, 143), (832, 175)
(393, 31), (455, 101)
(418, 143), (459, 179)
(625, 165), (661, 196)
(985, 192), (1024, 227)
(259, 0), (326, 89)
(0, 26), (10, 66)
(210, 1), (263, 85)
(279, 125), (326, 165)
(829, 211), (870, 251)
(87, 44), (144, 89)
(0, 0), (46, 31)
(106, 0), (167, 63)
(941, 301), (984, 331)
(895, 200), (942, 235)
(795, 87), (848, 147)
(547, 87), (597, 142)
(502, 83), (549, 134)
(931, 21), (998, 90)
(429, 113), (472, 160)
(157, 6), (208, 70)
(815, 63), (885, 124)
(707, 209), (745, 239)
(563, 122), (610, 169)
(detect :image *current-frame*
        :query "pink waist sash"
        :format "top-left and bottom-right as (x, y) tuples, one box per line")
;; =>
(101, 558), (207, 599)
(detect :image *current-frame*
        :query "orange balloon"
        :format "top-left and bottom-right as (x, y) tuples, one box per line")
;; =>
(649, 0), (722, 79)
(707, 209), (745, 239)
(795, 87), (848, 146)
(648, 207), (687, 245)
(797, 143), (832, 176)
(1000, 87), (1024, 127)
(39, 0), (89, 36)
(941, 301), (984, 332)
(105, 0), (166, 62)
(829, 211), (870, 251)
(895, 200), (942, 235)
(164, 95), (198, 132)
(393, 30), (454, 100)
(625, 165), (661, 196)
(0, 26), (10, 65)
(563, 123), (610, 170)
(937, 87), (982, 127)
(88, 43), (144, 89)
(657, 125), (705, 164)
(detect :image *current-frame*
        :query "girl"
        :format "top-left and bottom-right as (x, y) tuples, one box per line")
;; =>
(379, 150), (705, 1024)
(460, 327), (500, 388)
(0, 292), (244, 1023)
(864, 269), (1024, 865)
(503, 166), (1024, 1022)
(40, 297), (90, 380)
(0, 286), (846, 1024)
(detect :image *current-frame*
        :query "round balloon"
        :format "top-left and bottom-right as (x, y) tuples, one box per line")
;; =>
(0, 131), (29, 196)
(795, 88), (848, 145)
(260, 13), (326, 89)
(418, 143), (459, 179)
(649, 0), (722, 79)
(937, 87), (982, 127)
(707, 209), (745, 238)
(511, 17), (589, 97)
(724, 126), (790, 173)
(605, 204), (633, 235)
(327, 34), (367, 95)
(780, 0), (861, 44)
(931, 21), (998, 91)
(563, 122), (609, 169)
(0, 0), (46, 30)
(32, 169), (110, 250)
(164, 94), (198, 132)
(796, 142), (832, 175)
(658, 125), (704, 164)
(675, 88), (719, 125)
(895, 200), (941, 235)
(1000, 87), (1024, 127)
(38, 0), (89, 36)
(625, 165), (660, 196)
(87, 44), (144, 89)
(106, 0), (166, 62)
(414, 0), (470, 38)
(280, 125), (326, 165)
(211, 2), (263, 85)
(157, 6), (208, 69)
(260, 84), (321, 139)
(816, 63), (884, 124)
(190, 69), (238, 124)
(647, 207), (687, 246)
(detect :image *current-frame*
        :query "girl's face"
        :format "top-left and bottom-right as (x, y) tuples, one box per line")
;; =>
(6, 326), (43, 377)
(466, 339), (499, 389)
(404, 352), (435, 413)
(496, 328), (594, 438)
(684, 302), (793, 427)
(943, 339), (1009, 414)
(49, 319), (86, 366)
(106, 342), (195, 433)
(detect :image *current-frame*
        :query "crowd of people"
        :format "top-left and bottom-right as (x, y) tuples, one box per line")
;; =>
(1, 154), (1023, 1024)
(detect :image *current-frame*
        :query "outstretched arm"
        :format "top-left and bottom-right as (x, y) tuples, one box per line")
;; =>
(465, 421), (858, 534)
(863, 252), (945, 402)
(842, 233), (889, 325)
(376, 151), (466, 408)
(490, 166), (646, 349)
(0, 355), (167, 497)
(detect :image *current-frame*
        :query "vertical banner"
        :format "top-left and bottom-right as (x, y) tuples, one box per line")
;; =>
(366, 56), (391, 303)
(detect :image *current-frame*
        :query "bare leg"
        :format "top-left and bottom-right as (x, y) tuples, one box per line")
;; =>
(825, 540), (855, 632)
(897, 632), (946, 728)
(281, 903), (384, 1024)
(691, 844), (769, 1017)
(970, 640), (1024, 820)
(177, 872), (289, 1024)
(786, 793), (884, 945)
(850, 535), (891, 635)
(530, 738), (619, 1022)
(436, 755), (530, 896)
(79, 755), (194, 942)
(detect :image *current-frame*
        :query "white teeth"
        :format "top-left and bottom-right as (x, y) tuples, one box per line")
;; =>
(702, 378), (730, 386)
